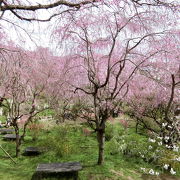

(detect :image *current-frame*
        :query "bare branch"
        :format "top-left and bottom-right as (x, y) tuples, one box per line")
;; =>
(1, 0), (98, 12)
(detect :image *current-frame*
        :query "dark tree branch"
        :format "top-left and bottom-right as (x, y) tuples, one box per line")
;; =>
(1, 0), (97, 11)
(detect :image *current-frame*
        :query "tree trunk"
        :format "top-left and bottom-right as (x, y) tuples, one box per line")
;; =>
(135, 121), (138, 133)
(97, 129), (105, 165)
(14, 127), (21, 157)
(15, 134), (20, 157)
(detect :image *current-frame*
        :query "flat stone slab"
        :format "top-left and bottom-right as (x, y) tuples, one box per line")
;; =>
(0, 128), (14, 135)
(36, 162), (82, 173)
(2, 134), (17, 141)
(33, 162), (82, 180)
(23, 147), (42, 156)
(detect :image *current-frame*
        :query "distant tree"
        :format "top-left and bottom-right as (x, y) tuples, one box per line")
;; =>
(0, 47), (61, 157)
(127, 32), (180, 145)
(53, 1), (179, 164)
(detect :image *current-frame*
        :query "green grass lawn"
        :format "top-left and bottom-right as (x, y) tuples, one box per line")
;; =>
(0, 122), (179, 180)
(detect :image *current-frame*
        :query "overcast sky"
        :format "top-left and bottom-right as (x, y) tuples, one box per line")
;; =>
(1, 0), (179, 53)
(1, 1), (60, 51)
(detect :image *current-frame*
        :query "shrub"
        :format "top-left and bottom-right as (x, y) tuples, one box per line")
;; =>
(40, 126), (73, 157)
(105, 123), (115, 141)
(0, 115), (6, 124)
(111, 128), (180, 176)
(37, 109), (55, 117)
(119, 132), (149, 159)
(28, 122), (44, 141)
(159, 148), (180, 173)
(70, 101), (86, 120)
(106, 138), (121, 155)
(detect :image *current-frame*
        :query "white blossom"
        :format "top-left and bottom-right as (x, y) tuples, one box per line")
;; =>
(165, 145), (171, 149)
(155, 172), (159, 176)
(165, 136), (169, 140)
(140, 167), (146, 172)
(149, 138), (156, 143)
(149, 145), (153, 150)
(164, 164), (169, 170)
(164, 136), (169, 140)
(176, 157), (180, 162)
(170, 168), (176, 175)
(158, 142), (162, 146)
(162, 123), (167, 127)
(149, 169), (155, 175)
(173, 145), (179, 152)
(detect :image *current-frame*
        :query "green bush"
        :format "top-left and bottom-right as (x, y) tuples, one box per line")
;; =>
(106, 138), (121, 155)
(157, 144), (180, 174)
(118, 132), (149, 158)
(105, 123), (115, 141)
(105, 122), (124, 141)
(0, 116), (6, 123)
(107, 128), (160, 163)
(109, 127), (180, 176)
(28, 122), (44, 141)
(39, 126), (73, 157)
(70, 101), (86, 120)
(38, 109), (55, 117)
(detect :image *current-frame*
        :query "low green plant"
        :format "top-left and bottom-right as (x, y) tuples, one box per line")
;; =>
(159, 148), (180, 173)
(105, 123), (115, 141)
(108, 126), (180, 176)
(37, 109), (55, 117)
(70, 101), (87, 120)
(28, 122), (44, 141)
(40, 126), (74, 157)
(105, 122), (124, 141)
(0, 115), (6, 124)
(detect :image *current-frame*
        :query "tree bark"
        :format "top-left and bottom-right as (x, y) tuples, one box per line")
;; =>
(97, 129), (105, 165)
(14, 127), (21, 157)
(15, 134), (20, 157)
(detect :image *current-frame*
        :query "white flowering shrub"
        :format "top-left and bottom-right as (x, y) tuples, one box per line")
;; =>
(139, 135), (179, 175)
(158, 147), (180, 175)
(141, 136), (179, 176)
(107, 127), (179, 176)
(140, 168), (160, 176)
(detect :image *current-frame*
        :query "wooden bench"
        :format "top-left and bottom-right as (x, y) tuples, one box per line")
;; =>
(0, 128), (14, 135)
(2, 134), (17, 141)
(23, 147), (42, 156)
(32, 162), (82, 180)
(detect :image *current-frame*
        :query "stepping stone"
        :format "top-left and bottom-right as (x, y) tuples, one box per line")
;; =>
(33, 162), (82, 180)
(2, 134), (17, 141)
(23, 147), (42, 156)
(0, 128), (14, 135)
